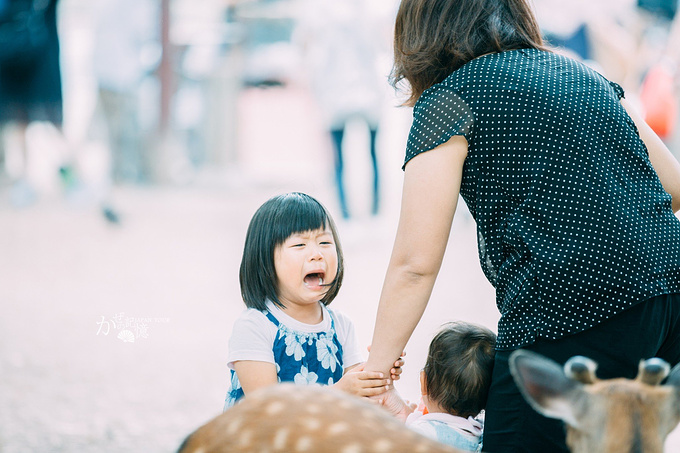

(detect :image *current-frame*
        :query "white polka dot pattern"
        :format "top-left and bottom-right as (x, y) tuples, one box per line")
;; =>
(404, 48), (680, 350)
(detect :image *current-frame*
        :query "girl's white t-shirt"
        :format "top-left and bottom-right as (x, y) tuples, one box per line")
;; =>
(227, 301), (364, 371)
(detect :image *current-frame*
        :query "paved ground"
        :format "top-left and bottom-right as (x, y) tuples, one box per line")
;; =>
(1, 86), (679, 452)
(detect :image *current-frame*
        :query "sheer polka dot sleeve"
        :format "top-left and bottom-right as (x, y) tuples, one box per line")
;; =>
(609, 81), (625, 100)
(403, 85), (474, 168)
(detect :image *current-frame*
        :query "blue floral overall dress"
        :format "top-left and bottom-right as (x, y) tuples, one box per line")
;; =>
(224, 309), (345, 409)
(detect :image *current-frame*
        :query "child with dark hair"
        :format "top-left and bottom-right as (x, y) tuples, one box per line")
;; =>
(405, 322), (496, 452)
(224, 192), (402, 409)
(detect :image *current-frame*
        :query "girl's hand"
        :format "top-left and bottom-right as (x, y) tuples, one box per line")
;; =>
(368, 346), (406, 382)
(334, 363), (391, 397)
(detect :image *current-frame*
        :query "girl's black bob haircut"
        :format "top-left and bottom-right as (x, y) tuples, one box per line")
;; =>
(239, 192), (344, 311)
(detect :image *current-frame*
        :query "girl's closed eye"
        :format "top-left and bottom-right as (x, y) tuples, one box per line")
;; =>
(284, 235), (307, 248)
(317, 231), (335, 244)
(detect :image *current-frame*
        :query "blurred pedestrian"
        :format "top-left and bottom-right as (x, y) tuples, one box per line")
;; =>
(0, 0), (63, 206)
(90, 0), (159, 184)
(296, 0), (387, 219)
(634, 0), (680, 142)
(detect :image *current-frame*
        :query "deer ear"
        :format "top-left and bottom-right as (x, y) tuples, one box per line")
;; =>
(509, 350), (588, 428)
(666, 362), (680, 388)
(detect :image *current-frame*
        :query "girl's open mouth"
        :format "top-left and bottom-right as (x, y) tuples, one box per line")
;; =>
(303, 272), (325, 288)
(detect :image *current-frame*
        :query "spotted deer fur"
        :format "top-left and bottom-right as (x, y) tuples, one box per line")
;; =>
(178, 352), (680, 453)
(178, 383), (459, 453)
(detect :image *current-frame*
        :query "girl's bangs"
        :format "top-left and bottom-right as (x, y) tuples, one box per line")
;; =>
(273, 196), (330, 245)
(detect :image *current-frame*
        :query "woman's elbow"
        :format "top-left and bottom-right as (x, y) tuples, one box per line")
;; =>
(393, 260), (440, 286)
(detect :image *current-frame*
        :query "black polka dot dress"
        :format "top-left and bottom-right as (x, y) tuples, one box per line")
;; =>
(404, 48), (680, 350)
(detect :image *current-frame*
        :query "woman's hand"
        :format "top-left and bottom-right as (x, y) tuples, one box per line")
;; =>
(374, 387), (416, 422)
(390, 356), (405, 381)
(334, 363), (391, 397)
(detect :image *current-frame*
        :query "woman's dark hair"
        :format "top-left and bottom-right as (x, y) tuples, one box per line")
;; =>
(239, 192), (344, 311)
(423, 321), (496, 418)
(391, 0), (547, 105)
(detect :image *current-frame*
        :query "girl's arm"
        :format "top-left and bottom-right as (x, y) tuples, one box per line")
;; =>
(232, 361), (279, 394)
(228, 311), (279, 395)
(364, 135), (468, 376)
(621, 98), (680, 212)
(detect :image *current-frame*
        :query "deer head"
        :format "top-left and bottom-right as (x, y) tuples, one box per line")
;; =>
(178, 383), (461, 453)
(510, 350), (680, 453)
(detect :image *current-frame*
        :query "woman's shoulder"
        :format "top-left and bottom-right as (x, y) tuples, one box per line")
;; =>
(440, 47), (616, 100)
(415, 50), (537, 106)
(446, 48), (560, 80)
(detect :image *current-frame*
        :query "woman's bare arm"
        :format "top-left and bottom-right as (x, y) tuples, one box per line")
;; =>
(364, 135), (469, 375)
(621, 98), (680, 212)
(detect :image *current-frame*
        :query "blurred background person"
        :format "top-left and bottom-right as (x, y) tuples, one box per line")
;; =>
(296, 0), (388, 219)
(535, 0), (680, 151)
(634, 0), (680, 146)
(89, 0), (160, 185)
(634, 0), (679, 71)
(0, 0), (64, 207)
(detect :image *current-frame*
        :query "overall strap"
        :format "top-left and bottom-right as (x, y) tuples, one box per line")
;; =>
(265, 310), (280, 326)
(326, 308), (344, 360)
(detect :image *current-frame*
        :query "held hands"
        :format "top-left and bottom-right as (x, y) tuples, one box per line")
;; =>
(360, 348), (413, 421)
(367, 346), (406, 382)
(334, 363), (391, 397)
(335, 353), (406, 398)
